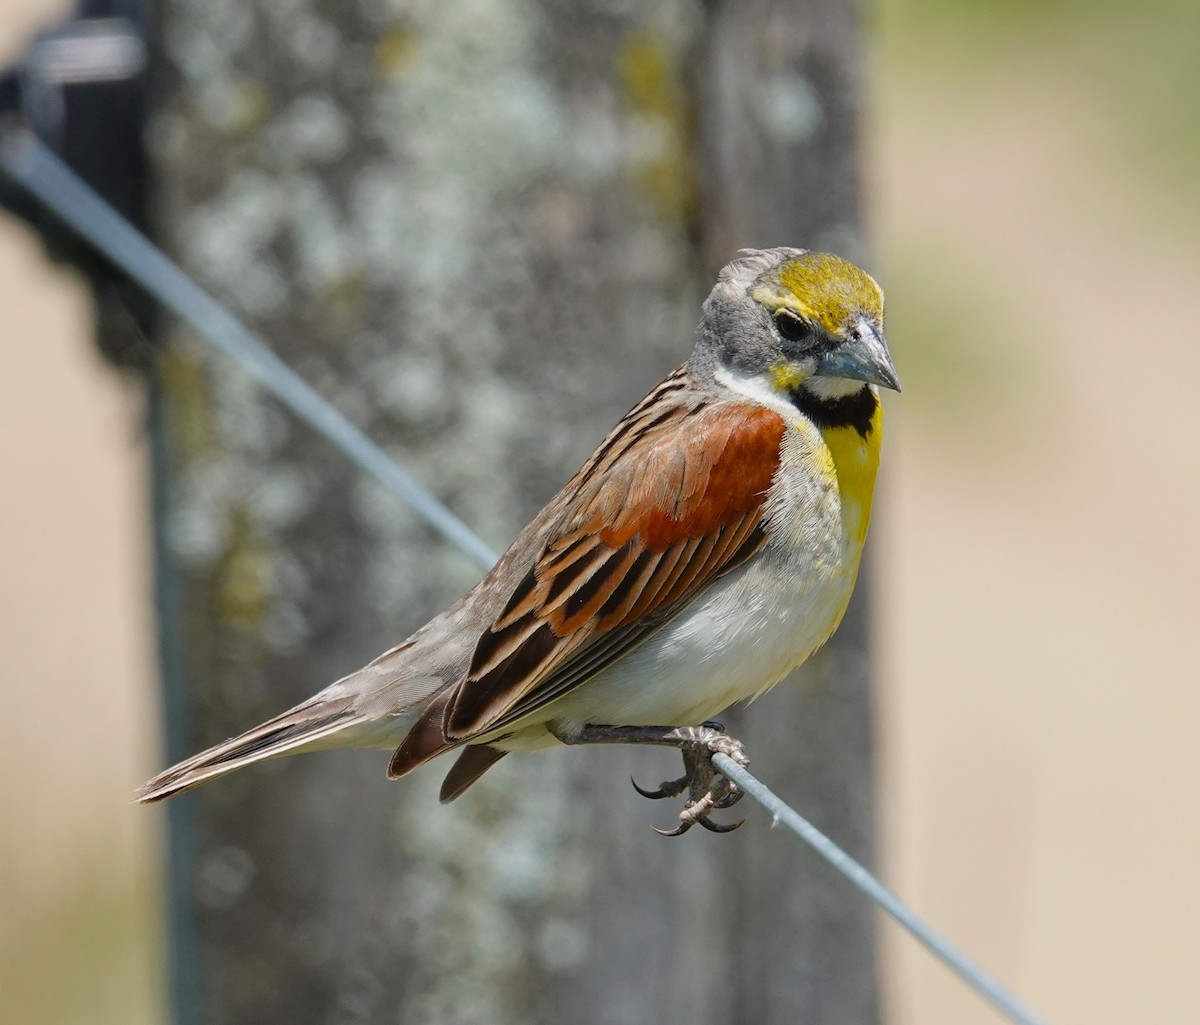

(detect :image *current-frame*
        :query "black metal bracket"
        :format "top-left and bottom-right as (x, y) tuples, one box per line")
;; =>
(0, 0), (154, 367)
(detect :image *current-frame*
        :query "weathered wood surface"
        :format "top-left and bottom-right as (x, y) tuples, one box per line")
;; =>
(151, 2), (877, 1022)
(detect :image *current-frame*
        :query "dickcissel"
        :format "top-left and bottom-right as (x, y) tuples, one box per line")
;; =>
(141, 247), (900, 834)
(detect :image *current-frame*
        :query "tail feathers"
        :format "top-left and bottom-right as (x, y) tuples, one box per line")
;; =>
(439, 745), (507, 803)
(138, 700), (364, 803)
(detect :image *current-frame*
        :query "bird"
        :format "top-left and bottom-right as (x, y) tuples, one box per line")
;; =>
(139, 246), (900, 834)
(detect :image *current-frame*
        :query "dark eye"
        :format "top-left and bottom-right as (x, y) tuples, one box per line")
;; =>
(774, 309), (814, 345)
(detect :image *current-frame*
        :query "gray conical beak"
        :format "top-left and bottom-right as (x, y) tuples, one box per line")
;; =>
(817, 318), (901, 392)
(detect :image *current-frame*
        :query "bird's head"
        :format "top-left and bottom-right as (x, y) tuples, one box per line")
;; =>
(696, 247), (900, 401)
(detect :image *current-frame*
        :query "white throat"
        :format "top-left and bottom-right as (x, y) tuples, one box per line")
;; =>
(802, 376), (870, 401)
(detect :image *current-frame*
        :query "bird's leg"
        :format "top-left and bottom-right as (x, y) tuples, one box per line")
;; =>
(552, 720), (748, 836)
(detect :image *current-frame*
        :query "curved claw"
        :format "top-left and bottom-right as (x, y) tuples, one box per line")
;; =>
(632, 776), (667, 800)
(697, 815), (745, 834)
(713, 787), (744, 810)
(652, 819), (694, 837)
(631, 774), (688, 801)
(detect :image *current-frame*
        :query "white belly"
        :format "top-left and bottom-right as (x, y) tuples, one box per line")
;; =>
(544, 539), (860, 731)
(493, 413), (876, 750)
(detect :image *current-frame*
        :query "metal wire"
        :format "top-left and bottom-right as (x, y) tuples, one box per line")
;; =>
(713, 753), (1048, 1025)
(0, 126), (499, 572)
(0, 122), (1049, 1025)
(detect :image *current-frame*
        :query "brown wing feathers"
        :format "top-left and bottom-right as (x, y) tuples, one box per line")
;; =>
(387, 381), (786, 790)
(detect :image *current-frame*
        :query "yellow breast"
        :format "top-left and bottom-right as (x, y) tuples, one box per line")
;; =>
(818, 402), (883, 548)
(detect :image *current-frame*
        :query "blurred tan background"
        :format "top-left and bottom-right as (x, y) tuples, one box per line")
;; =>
(2, 1), (1197, 1023)
(0, 7), (161, 1025)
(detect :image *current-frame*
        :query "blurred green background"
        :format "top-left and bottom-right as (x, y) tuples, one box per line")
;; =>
(2, 0), (1197, 1022)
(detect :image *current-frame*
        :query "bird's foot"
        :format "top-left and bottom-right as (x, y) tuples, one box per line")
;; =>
(630, 721), (747, 836)
(554, 720), (749, 835)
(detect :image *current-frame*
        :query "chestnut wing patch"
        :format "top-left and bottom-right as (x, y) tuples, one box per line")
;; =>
(444, 399), (786, 740)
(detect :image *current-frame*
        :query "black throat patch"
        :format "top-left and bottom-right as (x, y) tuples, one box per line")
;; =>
(788, 385), (878, 439)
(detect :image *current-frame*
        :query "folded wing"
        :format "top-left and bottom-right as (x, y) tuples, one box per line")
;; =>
(388, 374), (787, 783)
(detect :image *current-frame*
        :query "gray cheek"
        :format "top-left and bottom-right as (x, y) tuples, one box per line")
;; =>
(703, 298), (781, 373)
